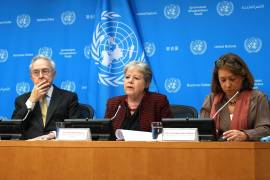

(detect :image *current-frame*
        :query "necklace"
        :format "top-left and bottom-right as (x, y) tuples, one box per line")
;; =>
(228, 100), (236, 105)
(129, 107), (137, 111)
(125, 96), (143, 112)
(128, 103), (138, 111)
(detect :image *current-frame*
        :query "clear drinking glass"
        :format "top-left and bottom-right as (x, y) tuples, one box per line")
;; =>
(151, 122), (163, 140)
(55, 121), (65, 139)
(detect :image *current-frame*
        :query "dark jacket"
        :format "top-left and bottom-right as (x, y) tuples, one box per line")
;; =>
(200, 90), (270, 140)
(12, 85), (81, 139)
(105, 92), (172, 132)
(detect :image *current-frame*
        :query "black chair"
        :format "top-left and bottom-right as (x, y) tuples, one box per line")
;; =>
(170, 104), (198, 118)
(79, 103), (94, 119)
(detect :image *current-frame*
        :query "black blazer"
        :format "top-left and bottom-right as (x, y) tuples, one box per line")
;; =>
(12, 85), (81, 139)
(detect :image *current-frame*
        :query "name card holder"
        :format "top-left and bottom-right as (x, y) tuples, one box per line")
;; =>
(56, 128), (91, 140)
(162, 128), (199, 141)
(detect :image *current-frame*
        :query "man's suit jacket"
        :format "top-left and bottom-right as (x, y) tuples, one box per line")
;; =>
(105, 92), (172, 132)
(12, 85), (81, 139)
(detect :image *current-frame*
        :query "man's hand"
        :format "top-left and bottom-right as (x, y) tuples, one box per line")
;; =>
(27, 131), (56, 141)
(29, 80), (50, 103)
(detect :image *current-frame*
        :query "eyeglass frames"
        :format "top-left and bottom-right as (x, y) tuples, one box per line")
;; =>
(31, 68), (52, 77)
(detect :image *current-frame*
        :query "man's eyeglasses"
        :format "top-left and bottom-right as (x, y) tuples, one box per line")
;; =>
(31, 68), (52, 77)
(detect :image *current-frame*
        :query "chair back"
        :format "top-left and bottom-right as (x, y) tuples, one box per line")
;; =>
(170, 104), (198, 118)
(79, 103), (94, 119)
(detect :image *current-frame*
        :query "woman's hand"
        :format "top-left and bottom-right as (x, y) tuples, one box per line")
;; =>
(222, 130), (248, 141)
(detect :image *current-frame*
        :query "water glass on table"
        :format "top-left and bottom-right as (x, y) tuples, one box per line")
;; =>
(151, 122), (163, 141)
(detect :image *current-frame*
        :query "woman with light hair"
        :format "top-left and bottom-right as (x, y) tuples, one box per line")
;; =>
(105, 61), (172, 133)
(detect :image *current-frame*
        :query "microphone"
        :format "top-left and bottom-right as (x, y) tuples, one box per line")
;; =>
(111, 105), (121, 120)
(22, 109), (31, 121)
(212, 91), (239, 119)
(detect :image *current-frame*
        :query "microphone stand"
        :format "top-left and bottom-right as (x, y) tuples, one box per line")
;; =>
(212, 91), (239, 119)
(111, 105), (121, 120)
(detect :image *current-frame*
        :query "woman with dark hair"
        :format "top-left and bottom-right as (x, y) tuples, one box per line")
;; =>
(105, 61), (172, 133)
(200, 53), (270, 141)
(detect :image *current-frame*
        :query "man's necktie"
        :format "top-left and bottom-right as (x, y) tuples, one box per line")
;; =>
(41, 97), (48, 127)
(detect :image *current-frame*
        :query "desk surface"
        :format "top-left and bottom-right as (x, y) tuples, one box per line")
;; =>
(1, 141), (270, 180)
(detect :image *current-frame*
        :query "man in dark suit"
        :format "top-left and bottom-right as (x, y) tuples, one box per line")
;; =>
(12, 55), (81, 140)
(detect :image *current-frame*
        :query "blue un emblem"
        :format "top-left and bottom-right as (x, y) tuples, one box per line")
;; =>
(164, 4), (180, 19)
(165, 78), (181, 93)
(16, 82), (30, 95)
(84, 45), (92, 59)
(0, 49), (8, 63)
(38, 47), (53, 58)
(61, 80), (76, 92)
(244, 37), (262, 53)
(16, 14), (31, 28)
(144, 42), (156, 57)
(190, 40), (207, 55)
(216, 1), (234, 16)
(61, 11), (76, 25)
(91, 11), (145, 86)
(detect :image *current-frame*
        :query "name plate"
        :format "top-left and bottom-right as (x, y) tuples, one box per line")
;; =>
(162, 128), (199, 141)
(56, 128), (91, 140)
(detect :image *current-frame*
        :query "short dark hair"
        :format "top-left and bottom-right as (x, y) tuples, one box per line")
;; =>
(211, 53), (254, 94)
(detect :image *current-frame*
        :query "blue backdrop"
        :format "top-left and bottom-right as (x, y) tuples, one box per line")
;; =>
(0, 0), (269, 119)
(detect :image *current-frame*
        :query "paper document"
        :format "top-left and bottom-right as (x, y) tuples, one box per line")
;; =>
(115, 129), (153, 141)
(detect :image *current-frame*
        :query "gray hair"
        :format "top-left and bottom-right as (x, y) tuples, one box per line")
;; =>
(29, 55), (56, 71)
(124, 61), (152, 91)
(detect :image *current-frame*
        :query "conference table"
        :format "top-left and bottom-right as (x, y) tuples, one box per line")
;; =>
(0, 141), (270, 180)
